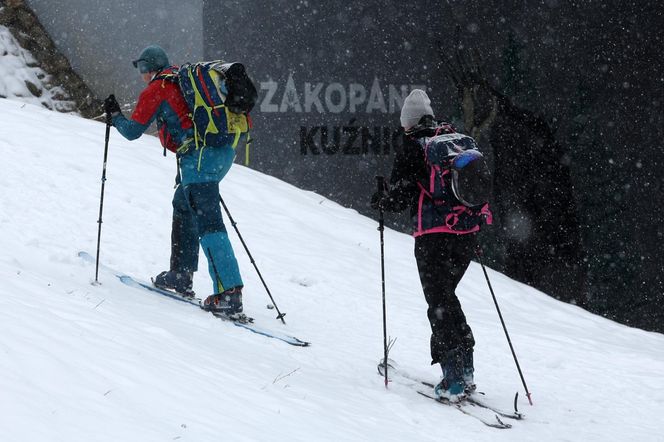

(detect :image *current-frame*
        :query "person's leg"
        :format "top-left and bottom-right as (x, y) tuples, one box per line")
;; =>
(179, 146), (243, 295)
(448, 233), (479, 388)
(170, 184), (199, 274)
(153, 185), (199, 295)
(415, 233), (476, 398)
(414, 233), (475, 365)
(184, 181), (243, 292)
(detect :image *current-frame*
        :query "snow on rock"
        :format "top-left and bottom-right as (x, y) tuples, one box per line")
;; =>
(0, 98), (663, 441)
(0, 25), (75, 112)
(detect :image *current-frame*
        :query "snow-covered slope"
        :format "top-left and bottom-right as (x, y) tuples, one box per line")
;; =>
(0, 98), (663, 441)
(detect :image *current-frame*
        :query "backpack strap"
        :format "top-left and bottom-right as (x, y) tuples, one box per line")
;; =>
(153, 67), (179, 84)
(244, 115), (253, 166)
(185, 66), (218, 149)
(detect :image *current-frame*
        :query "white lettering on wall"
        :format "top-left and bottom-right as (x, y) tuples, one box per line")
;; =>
(260, 78), (279, 112)
(259, 75), (427, 114)
(304, 82), (324, 112)
(279, 74), (302, 113)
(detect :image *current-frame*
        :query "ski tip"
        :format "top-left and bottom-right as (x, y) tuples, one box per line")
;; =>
(494, 415), (512, 429)
(286, 340), (310, 347)
(377, 358), (397, 373)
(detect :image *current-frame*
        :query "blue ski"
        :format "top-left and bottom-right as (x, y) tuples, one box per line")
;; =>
(78, 251), (310, 347)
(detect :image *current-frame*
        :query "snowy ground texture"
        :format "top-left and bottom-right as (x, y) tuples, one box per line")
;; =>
(0, 98), (663, 441)
(0, 25), (75, 112)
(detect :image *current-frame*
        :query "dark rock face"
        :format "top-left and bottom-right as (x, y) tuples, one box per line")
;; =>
(0, 0), (102, 117)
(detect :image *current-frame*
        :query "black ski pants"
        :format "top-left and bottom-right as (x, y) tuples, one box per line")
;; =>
(414, 232), (476, 365)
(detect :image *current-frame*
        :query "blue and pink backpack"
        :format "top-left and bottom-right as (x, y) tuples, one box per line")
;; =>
(415, 129), (492, 236)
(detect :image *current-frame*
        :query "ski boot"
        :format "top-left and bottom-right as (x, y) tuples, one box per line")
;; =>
(153, 270), (195, 297)
(202, 287), (243, 317)
(434, 348), (467, 402)
(462, 349), (476, 394)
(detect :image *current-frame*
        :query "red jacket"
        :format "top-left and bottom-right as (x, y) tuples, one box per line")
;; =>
(113, 67), (193, 152)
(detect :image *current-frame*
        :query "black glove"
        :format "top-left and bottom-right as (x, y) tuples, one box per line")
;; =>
(104, 94), (121, 116)
(371, 177), (389, 210)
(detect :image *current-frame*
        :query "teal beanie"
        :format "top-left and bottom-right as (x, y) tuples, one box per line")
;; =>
(132, 45), (170, 74)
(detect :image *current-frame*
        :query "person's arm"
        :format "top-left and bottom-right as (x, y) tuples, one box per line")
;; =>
(381, 137), (424, 212)
(112, 85), (161, 140)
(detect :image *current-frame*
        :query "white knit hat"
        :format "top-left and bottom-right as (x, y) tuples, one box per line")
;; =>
(400, 89), (434, 129)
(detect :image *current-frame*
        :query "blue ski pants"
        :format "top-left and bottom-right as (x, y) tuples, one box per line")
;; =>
(170, 145), (243, 294)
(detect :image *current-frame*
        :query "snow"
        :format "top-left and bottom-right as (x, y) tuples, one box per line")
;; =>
(0, 97), (663, 441)
(0, 25), (75, 112)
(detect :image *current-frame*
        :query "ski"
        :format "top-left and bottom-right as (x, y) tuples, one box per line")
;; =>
(210, 311), (309, 344)
(416, 390), (512, 429)
(209, 311), (254, 324)
(390, 369), (523, 421)
(78, 251), (310, 347)
(378, 360), (521, 429)
(378, 359), (522, 420)
(120, 274), (201, 306)
(465, 395), (523, 421)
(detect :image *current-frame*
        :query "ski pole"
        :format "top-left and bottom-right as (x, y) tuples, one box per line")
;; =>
(475, 246), (533, 405)
(94, 114), (112, 283)
(376, 176), (389, 388)
(219, 194), (286, 324)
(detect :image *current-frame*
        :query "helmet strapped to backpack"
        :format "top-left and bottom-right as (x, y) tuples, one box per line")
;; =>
(215, 62), (258, 114)
(450, 149), (492, 207)
(423, 132), (492, 208)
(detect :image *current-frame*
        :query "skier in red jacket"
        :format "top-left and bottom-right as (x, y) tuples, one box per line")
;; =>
(104, 45), (244, 316)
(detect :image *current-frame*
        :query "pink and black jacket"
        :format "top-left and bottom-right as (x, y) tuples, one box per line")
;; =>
(382, 122), (492, 236)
